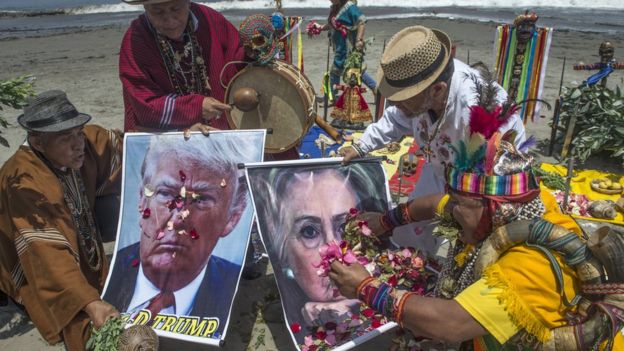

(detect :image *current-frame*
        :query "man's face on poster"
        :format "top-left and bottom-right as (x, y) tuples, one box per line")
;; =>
(139, 157), (242, 290)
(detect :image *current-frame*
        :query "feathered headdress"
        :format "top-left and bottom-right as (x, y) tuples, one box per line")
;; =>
(446, 71), (539, 196)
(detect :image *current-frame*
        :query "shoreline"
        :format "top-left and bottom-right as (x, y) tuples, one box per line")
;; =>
(1, 16), (622, 167)
(1, 12), (623, 351)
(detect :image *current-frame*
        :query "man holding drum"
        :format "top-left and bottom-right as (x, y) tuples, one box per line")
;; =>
(119, 0), (242, 133)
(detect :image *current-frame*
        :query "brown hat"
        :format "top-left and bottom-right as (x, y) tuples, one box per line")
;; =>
(121, 0), (179, 5)
(376, 26), (451, 102)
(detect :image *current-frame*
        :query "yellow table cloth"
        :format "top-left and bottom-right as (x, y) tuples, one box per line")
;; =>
(540, 163), (624, 225)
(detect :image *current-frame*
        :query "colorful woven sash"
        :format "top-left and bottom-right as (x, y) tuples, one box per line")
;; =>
(446, 167), (540, 196)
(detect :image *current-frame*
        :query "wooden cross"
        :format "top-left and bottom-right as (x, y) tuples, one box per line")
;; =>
(573, 41), (624, 86)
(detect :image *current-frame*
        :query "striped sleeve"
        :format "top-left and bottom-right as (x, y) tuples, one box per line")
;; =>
(119, 25), (204, 130)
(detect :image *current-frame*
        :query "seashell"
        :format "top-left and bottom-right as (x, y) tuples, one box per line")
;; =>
(232, 87), (260, 112)
(588, 200), (616, 220)
(616, 197), (624, 213)
(117, 325), (159, 351)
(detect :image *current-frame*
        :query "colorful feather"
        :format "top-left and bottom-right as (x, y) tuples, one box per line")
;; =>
(466, 133), (486, 156)
(501, 129), (518, 144)
(484, 132), (501, 175)
(518, 135), (537, 152)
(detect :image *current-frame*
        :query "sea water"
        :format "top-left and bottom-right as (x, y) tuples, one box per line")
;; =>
(1, 0), (623, 39)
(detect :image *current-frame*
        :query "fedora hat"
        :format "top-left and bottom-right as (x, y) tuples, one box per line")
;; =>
(376, 26), (451, 102)
(18, 90), (91, 133)
(121, 0), (179, 5)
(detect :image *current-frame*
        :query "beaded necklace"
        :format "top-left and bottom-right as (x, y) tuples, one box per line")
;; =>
(434, 241), (481, 299)
(150, 16), (210, 96)
(57, 169), (102, 272)
(33, 146), (103, 272)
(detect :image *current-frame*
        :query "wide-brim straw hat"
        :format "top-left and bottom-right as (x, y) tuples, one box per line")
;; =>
(18, 90), (91, 133)
(122, 0), (177, 5)
(376, 26), (451, 102)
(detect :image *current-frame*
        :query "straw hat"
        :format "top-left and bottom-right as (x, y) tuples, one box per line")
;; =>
(18, 90), (91, 133)
(376, 26), (451, 102)
(122, 0), (179, 5)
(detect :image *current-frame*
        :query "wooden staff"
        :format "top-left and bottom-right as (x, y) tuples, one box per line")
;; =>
(548, 56), (566, 156)
(315, 113), (342, 142)
(323, 31), (331, 121)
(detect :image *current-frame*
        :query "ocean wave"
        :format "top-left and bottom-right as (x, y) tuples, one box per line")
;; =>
(60, 0), (624, 15)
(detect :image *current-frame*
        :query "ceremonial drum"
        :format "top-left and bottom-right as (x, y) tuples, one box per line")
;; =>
(225, 60), (316, 153)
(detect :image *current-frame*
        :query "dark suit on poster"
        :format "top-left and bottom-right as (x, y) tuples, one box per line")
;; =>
(103, 242), (240, 337)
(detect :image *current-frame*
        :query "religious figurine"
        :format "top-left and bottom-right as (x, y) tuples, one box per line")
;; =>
(330, 68), (372, 130)
(330, 49), (372, 130)
(573, 41), (624, 86)
(493, 11), (553, 123)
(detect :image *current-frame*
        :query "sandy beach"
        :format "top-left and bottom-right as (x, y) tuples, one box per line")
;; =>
(1, 12), (623, 351)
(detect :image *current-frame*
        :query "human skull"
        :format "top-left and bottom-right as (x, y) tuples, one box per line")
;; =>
(239, 14), (278, 64)
(599, 41), (615, 64)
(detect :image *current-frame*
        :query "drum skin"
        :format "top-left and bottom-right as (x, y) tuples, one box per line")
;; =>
(225, 60), (316, 153)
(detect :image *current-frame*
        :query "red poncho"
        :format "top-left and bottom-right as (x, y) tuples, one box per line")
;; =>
(120, 3), (245, 131)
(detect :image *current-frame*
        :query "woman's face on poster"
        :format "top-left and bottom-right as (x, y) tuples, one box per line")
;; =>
(281, 170), (356, 302)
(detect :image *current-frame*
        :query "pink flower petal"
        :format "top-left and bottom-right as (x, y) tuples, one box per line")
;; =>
(342, 251), (357, 264)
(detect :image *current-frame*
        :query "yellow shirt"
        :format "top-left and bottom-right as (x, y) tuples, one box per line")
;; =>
(450, 191), (624, 349)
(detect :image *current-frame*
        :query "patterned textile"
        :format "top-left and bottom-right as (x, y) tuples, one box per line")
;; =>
(329, 0), (366, 74)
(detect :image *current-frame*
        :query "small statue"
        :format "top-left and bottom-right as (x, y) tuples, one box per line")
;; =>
(507, 11), (538, 101)
(493, 11), (552, 123)
(330, 49), (372, 130)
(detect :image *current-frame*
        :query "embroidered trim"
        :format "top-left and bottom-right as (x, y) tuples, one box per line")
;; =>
(446, 167), (540, 196)
(96, 129), (122, 196)
(15, 228), (80, 263)
(11, 263), (25, 291)
(482, 263), (551, 343)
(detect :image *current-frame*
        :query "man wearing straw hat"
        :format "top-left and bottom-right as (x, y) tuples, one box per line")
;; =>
(340, 25), (526, 253)
(119, 0), (243, 133)
(0, 90), (123, 350)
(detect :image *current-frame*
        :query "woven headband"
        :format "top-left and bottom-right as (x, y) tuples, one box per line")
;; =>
(445, 166), (540, 196)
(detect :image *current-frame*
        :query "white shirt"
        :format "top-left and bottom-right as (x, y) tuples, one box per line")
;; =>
(356, 60), (526, 253)
(357, 59), (526, 199)
(127, 263), (208, 316)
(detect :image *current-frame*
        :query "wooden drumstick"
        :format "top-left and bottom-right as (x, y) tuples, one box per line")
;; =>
(314, 114), (342, 143)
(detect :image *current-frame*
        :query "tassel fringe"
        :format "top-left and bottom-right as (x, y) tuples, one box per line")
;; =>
(482, 264), (551, 343)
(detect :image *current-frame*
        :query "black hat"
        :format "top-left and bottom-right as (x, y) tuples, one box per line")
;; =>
(18, 90), (91, 133)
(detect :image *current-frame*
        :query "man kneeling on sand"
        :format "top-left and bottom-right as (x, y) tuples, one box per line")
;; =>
(0, 90), (122, 351)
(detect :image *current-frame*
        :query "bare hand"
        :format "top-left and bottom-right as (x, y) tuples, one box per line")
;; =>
(355, 40), (364, 51)
(84, 300), (119, 329)
(328, 261), (371, 299)
(202, 97), (231, 121)
(357, 211), (391, 237)
(338, 145), (360, 164)
(302, 298), (360, 326)
(183, 123), (219, 139)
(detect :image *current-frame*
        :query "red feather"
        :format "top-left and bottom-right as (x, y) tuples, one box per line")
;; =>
(469, 104), (516, 140)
